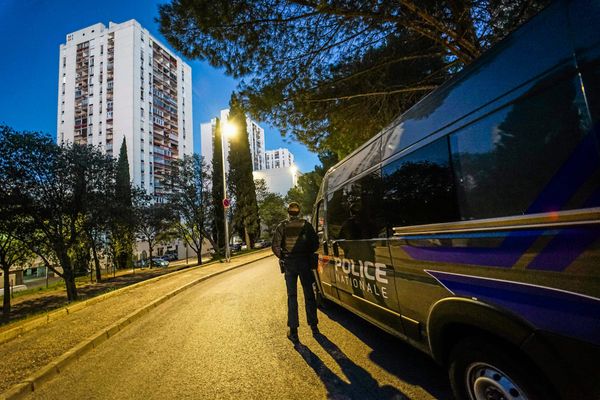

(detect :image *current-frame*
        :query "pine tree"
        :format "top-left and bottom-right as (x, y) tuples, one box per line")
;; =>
(227, 96), (259, 247)
(211, 118), (225, 253)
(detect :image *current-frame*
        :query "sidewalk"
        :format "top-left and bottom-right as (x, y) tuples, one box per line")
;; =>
(0, 249), (273, 397)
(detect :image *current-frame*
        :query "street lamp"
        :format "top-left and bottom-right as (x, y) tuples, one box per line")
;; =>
(221, 120), (237, 262)
(290, 164), (298, 186)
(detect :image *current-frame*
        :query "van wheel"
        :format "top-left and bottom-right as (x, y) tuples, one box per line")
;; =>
(448, 337), (554, 400)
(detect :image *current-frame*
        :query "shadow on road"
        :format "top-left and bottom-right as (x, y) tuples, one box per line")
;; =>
(294, 333), (408, 400)
(319, 303), (453, 400)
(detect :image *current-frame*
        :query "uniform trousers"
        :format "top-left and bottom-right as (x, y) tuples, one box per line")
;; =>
(283, 258), (318, 328)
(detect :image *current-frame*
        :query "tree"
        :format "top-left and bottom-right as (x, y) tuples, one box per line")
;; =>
(0, 230), (34, 318)
(285, 151), (338, 216)
(255, 179), (287, 237)
(158, 0), (549, 157)
(110, 138), (135, 269)
(0, 126), (113, 301)
(227, 96), (260, 247)
(211, 119), (226, 253)
(167, 154), (218, 265)
(83, 150), (116, 282)
(259, 196), (287, 238)
(135, 196), (176, 267)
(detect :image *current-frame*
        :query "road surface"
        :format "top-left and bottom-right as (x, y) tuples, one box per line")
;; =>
(30, 257), (452, 399)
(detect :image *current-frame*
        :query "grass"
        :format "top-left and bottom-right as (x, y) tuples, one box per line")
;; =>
(2, 247), (270, 327)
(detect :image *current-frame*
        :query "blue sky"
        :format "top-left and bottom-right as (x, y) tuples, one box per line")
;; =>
(0, 0), (319, 172)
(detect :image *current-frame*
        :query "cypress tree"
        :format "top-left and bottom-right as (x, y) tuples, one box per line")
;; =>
(116, 137), (132, 207)
(112, 138), (134, 269)
(227, 95), (259, 247)
(211, 118), (225, 253)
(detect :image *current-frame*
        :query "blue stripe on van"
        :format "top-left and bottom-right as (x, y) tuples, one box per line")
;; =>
(427, 270), (600, 346)
(402, 230), (540, 268)
(528, 227), (600, 271)
(527, 128), (600, 214)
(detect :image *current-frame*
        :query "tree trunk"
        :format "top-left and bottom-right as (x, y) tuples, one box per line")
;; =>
(2, 266), (10, 318)
(196, 235), (203, 266)
(244, 225), (251, 252)
(91, 242), (102, 282)
(148, 241), (154, 268)
(59, 252), (78, 301)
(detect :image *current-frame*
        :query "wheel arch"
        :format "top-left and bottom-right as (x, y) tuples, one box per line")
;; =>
(427, 297), (535, 366)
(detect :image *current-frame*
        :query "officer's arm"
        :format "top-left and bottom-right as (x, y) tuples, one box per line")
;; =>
(271, 224), (284, 259)
(306, 222), (320, 253)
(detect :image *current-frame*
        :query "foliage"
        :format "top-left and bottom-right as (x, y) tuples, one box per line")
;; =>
(166, 154), (218, 264)
(227, 96), (260, 246)
(0, 230), (35, 317)
(110, 138), (135, 269)
(0, 126), (115, 301)
(259, 193), (288, 238)
(134, 194), (177, 266)
(158, 0), (549, 157)
(255, 179), (287, 237)
(285, 151), (339, 216)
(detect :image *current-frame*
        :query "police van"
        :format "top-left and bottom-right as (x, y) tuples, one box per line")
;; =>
(311, 1), (600, 399)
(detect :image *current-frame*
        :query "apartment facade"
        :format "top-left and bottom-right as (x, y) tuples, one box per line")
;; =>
(200, 109), (265, 172)
(265, 148), (294, 169)
(57, 20), (193, 198)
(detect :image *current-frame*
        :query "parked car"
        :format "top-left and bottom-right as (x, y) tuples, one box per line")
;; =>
(134, 259), (149, 268)
(150, 257), (169, 268)
(230, 243), (242, 252)
(162, 252), (178, 261)
(254, 240), (270, 249)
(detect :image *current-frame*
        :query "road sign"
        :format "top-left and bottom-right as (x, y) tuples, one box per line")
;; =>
(223, 198), (231, 208)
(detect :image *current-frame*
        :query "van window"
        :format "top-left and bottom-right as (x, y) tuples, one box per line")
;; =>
(327, 171), (385, 240)
(382, 137), (458, 228)
(315, 200), (325, 234)
(450, 75), (592, 220)
(327, 138), (381, 191)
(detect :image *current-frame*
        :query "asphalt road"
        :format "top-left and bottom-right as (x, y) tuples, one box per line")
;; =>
(30, 257), (452, 400)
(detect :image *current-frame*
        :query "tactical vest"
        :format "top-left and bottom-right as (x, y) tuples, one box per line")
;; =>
(283, 218), (311, 255)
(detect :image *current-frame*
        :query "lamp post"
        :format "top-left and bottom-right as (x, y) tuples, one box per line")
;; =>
(221, 121), (237, 262)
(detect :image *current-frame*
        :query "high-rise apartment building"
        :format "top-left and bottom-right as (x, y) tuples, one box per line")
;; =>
(200, 109), (265, 172)
(265, 148), (294, 169)
(57, 20), (193, 198)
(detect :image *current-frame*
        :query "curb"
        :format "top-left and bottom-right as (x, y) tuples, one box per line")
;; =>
(1, 253), (274, 400)
(0, 250), (271, 346)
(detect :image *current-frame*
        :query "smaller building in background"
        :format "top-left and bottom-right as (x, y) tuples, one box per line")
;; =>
(265, 148), (294, 169)
(253, 166), (299, 197)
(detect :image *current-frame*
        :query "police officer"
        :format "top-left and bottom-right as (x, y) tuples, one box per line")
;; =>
(272, 202), (320, 342)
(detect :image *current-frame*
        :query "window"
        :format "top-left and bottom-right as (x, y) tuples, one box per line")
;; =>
(315, 201), (325, 234)
(382, 137), (458, 228)
(327, 171), (385, 241)
(450, 76), (592, 220)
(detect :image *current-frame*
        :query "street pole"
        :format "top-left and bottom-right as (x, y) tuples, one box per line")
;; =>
(221, 126), (231, 263)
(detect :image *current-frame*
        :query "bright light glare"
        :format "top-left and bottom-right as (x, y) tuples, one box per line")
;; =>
(223, 121), (237, 138)
(290, 165), (298, 175)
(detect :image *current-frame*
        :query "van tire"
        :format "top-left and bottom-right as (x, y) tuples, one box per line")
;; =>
(448, 336), (555, 400)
